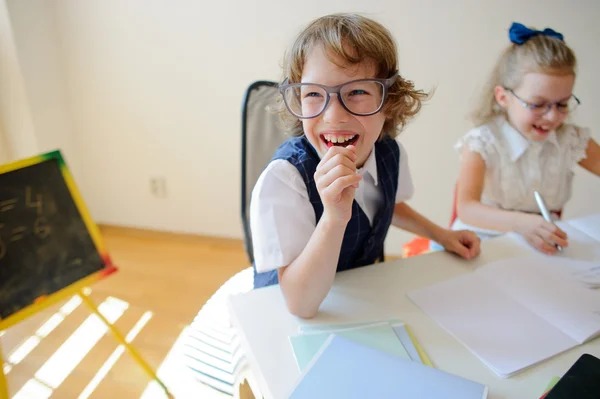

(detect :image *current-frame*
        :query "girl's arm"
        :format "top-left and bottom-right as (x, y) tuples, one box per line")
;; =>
(392, 203), (480, 260)
(456, 149), (567, 254)
(456, 149), (518, 232)
(579, 138), (600, 177)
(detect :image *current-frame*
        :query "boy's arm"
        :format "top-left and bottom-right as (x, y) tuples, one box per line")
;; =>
(578, 138), (600, 177)
(392, 202), (480, 260)
(392, 202), (444, 242)
(252, 163), (344, 319)
(277, 146), (361, 319)
(277, 214), (347, 319)
(392, 140), (479, 259)
(456, 148), (567, 254)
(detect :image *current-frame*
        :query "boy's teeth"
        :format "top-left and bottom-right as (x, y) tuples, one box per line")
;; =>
(325, 134), (354, 143)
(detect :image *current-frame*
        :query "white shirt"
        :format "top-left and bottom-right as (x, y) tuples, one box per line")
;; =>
(250, 142), (414, 273)
(452, 117), (591, 238)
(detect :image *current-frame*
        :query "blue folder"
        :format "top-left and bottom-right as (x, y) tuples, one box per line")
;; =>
(288, 334), (488, 399)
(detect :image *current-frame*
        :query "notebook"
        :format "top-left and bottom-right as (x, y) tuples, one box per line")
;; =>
(506, 213), (600, 287)
(289, 322), (410, 371)
(287, 334), (488, 399)
(297, 318), (432, 365)
(567, 213), (600, 242)
(408, 255), (600, 378)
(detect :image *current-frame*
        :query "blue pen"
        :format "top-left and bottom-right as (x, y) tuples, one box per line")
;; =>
(534, 191), (562, 252)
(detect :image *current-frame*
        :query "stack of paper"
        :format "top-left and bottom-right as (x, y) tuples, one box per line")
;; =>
(567, 213), (600, 242)
(289, 319), (431, 371)
(408, 256), (600, 378)
(549, 258), (600, 289)
(286, 334), (488, 398)
(506, 212), (600, 288)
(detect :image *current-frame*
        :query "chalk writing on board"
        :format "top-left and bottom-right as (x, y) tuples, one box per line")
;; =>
(0, 199), (17, 212)
(0, 152), (115, 323)
(9, 226), (26, 242)
(0, 186), (52, 261)
(34, 216), (51, 239)
(26, 186), (43, 215)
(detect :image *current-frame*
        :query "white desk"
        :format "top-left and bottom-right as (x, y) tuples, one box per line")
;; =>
(228, 235), (600, 399)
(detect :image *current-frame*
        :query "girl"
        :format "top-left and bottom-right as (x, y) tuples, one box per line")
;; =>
(250, 13), (480, 318)
(453, 22), (600, 254)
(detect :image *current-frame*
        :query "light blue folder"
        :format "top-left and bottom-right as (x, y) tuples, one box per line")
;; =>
(288, 334), (488, 399)
(298, 319), (423, 363)
(289, 322), (410, 371)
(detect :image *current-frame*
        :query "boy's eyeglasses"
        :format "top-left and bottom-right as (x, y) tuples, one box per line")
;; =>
(505, 88), (580, 116)
(279, 73), (398, 119)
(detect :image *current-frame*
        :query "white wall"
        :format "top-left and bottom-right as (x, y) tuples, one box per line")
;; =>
(6, 0), (600, 256)
(6, 0), (80, 179)
(0, 124), (10, 163)
(0, 0), (38, 160)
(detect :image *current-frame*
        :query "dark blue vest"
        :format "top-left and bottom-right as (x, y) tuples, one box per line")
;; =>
(253, 136), (400, 288)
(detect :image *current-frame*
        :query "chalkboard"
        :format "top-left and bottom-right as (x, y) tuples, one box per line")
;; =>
(0, 150), (116, 328)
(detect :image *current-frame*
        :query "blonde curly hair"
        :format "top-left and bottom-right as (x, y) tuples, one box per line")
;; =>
(273, 13), (429, 139)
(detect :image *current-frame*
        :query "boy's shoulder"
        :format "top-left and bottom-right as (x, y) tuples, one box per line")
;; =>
(273, 136), (313, 159)
(374, 136), (401, 162)
(270, 136), (320, 177)
(376, 135), (400, 146)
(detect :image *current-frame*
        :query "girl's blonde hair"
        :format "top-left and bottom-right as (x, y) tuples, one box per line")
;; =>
(471, 30), (577, 126)
(274, 13), (429, 138)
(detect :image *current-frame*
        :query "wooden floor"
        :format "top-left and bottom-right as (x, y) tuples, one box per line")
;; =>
(1, 225), (250, 398)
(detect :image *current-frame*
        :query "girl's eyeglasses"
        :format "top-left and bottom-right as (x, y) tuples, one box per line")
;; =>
(505, 88), (580, 116)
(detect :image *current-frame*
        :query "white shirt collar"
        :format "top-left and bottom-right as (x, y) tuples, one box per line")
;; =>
(546, 130), (559, 148)
(500, 118), (560, 162)
(358, 146), (378, 185)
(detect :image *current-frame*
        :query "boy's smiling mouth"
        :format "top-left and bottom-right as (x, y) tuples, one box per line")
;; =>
(321, 133), (359, 148)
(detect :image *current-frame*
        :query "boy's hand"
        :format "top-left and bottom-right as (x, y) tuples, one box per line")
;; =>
(314, 145), (362, 225)
(515, 214), (568, 255)
(438, 229), (481, 260)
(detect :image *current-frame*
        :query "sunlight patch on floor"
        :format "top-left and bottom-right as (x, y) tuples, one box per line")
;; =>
(78, 311), (153, 399)
(4, 295), (83, 374)
(11, 297), (128, 398)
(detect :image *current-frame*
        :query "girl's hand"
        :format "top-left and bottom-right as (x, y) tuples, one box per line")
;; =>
(314, 145), (362, 225)
(515, 214), (568, 255)
(438, 229), (481, 260)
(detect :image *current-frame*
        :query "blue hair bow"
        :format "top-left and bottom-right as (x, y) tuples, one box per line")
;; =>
(509, 22), (564, 45)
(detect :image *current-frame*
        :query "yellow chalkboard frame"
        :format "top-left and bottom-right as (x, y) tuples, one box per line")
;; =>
(0, 150), (117, 331)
